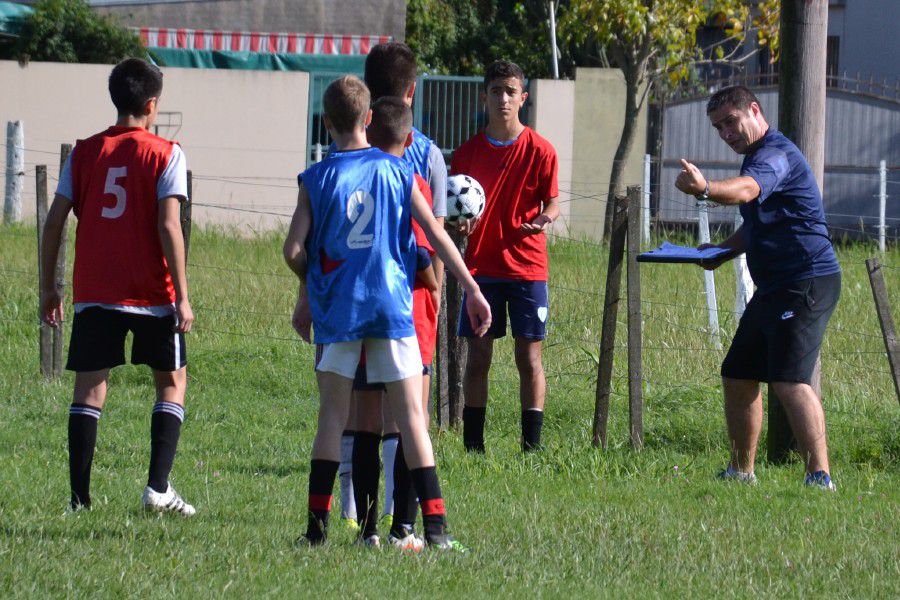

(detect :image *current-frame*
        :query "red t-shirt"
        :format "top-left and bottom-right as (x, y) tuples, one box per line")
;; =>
(412, 174), (437, 364)
(70, 126), (178, 306)
(450, 127), (558, 280)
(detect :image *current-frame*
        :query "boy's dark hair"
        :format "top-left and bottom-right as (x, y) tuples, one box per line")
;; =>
(484, 60), (526, 90)
(368, 96), (413, 149)
(706, 85), (763, 114)
(323, 75), (371, 134)
(364, 42), (417, 100)
(108, 58), (163, 117)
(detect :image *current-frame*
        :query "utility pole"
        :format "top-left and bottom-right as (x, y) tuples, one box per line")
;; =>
(769, 0), (829, 463)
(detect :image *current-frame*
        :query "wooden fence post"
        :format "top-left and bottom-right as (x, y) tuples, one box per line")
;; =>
(866, 257), (900, 404)
(434, 281), (450, 429)
(51, 144), (72, 379)
(593, 194), (627, 448)
(444, 231), (468, 427)
(35, 165), (53, 377)
(5, 120), (24, 224)
(626, 186), (644, 449)
(181, 170), (193, 259)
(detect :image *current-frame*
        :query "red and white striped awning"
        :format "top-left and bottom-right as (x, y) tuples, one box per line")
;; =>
(134, 27), (391, 55)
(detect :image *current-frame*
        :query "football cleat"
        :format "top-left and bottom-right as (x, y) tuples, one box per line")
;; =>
(388, 528), (425, 553)
(716, 466), (758, 485)
(426, 533), (469, 553)
(804, 470), (836, 491)
(357, 534), (381, 549)
(142, 483), (196, 516)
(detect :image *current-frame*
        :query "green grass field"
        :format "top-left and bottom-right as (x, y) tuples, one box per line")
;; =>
(1, 223), (898, 598)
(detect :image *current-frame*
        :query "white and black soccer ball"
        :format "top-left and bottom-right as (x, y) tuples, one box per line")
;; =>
(446, 174), (486, 225)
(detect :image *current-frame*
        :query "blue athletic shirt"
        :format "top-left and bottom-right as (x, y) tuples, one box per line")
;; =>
(739, 128), (840, 293)
(299, 147), (417, 343)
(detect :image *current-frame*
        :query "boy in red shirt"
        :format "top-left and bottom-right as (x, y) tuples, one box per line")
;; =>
(40, 58), (195, 515)
(452, 60), (559, 453)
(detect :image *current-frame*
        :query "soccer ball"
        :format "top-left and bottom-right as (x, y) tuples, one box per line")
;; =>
(446, 174), (486, 225)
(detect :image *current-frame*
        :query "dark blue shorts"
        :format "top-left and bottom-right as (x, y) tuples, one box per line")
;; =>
(458, 278), (548, 340)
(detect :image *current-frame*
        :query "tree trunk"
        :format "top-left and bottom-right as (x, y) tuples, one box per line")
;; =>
(604, 65), (642, 238)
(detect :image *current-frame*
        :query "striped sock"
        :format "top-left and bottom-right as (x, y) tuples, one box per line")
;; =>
(307, 459), (339, 542)
(148, 401), (184, 493)
(68, 403), (101, 509)
(410, 466), (447, 541)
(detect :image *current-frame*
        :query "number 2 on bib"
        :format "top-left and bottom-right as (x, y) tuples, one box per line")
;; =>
(346, 190), (375, 249)
(102, 166), (128, 219)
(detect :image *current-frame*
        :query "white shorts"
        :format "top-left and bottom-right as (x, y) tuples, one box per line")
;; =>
(315, 336), (422, 383)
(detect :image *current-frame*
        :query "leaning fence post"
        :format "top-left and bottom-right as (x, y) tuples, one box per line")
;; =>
(866, 257), (900, 405)
(435, 280), (450, 429)
(697, 199), (721, 349)
(51, 144), (72, 378)
(35, 165), (53, 377)
(626, 186), (644, 449)
(593, 194), (627, 448)
(182, 170), (193, 259)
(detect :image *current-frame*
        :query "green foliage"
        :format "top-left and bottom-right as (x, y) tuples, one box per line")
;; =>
(8, 0), (146, 64)
(406, 0), (556, 77)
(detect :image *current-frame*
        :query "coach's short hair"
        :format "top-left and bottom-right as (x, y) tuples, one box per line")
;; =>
(323, 75), (371, 134)
(368, 96), (413, 148)
(706, 85), (763, 114)
(109, 58), (163, 117)
(365, 42), (417, 100)
(484, 60), (526, 90)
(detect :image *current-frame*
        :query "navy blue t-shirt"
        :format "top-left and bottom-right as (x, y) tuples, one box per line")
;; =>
(738, 128), (840, 293)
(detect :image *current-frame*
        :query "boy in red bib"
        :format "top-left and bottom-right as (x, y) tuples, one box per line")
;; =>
(41, 58), (195, 515)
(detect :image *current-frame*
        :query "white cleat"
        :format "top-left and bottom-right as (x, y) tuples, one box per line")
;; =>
(142, 483), (196, 516)
(388, 530), (425, 552)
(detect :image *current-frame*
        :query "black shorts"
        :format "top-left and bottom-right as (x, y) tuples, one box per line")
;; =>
(721, 273), (840, 384)
(458, 279), (549, 340)
(351, 361), (431, 391)
(66, 307), (186, 373)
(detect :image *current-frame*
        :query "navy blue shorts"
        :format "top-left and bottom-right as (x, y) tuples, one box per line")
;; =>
(458, 278), (548, 340)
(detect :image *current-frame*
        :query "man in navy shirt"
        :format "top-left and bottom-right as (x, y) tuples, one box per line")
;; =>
(675, 86), (841, 490)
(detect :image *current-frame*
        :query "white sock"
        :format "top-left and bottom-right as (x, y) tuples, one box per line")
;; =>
(381, 435), (399, 517)
(339, 432), (356, 520)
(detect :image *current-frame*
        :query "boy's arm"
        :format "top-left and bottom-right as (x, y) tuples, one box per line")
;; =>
(411, 184), (491, 336)
(416, 263), (439, 293)
(40, 195), (73, 327)
(158, 197), (193, 333)
(283, 185), (313, 342)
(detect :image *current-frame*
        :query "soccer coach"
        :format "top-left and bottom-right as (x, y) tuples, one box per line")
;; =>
(675, 85), (841, 490)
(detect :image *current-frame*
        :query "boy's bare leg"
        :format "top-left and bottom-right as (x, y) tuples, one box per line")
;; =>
(463, 336), (494, 452)
(305, 371), (354, 543)
(352, 389), (384, 537)
(515, 338), (545, 451)
(147, 368), (187, 494)
(68, 370), (110, 508)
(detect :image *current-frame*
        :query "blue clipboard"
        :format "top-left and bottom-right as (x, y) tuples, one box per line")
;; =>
(637, 242), (733, 265)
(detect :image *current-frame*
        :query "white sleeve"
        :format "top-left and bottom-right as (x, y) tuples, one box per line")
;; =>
(427, 143), (448, 217)
(157, 145), (188, 201)
(55, 154), (73, 200)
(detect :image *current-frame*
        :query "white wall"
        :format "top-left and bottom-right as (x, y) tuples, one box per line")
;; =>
(0, 60), (309, 230)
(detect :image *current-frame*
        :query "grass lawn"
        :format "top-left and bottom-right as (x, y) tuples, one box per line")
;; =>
(1, 223), (897, 598)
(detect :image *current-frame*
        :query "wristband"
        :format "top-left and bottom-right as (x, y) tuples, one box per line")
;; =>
(695, 181), (710, 201)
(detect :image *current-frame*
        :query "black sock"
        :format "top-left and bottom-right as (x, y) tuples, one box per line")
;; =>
(462, 406), (486, 452)
(351, 431), (381, 537)
(148, 402), (184, 493)
(68, 404), (101, 509)
(306, 459), (339, 542)
(390, 437), (419, 537)
(522, 408), (544, 452)
(410, 466), (446, 541)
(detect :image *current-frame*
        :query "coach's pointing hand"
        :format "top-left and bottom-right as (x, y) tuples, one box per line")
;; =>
(675, 159), (708, 196)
